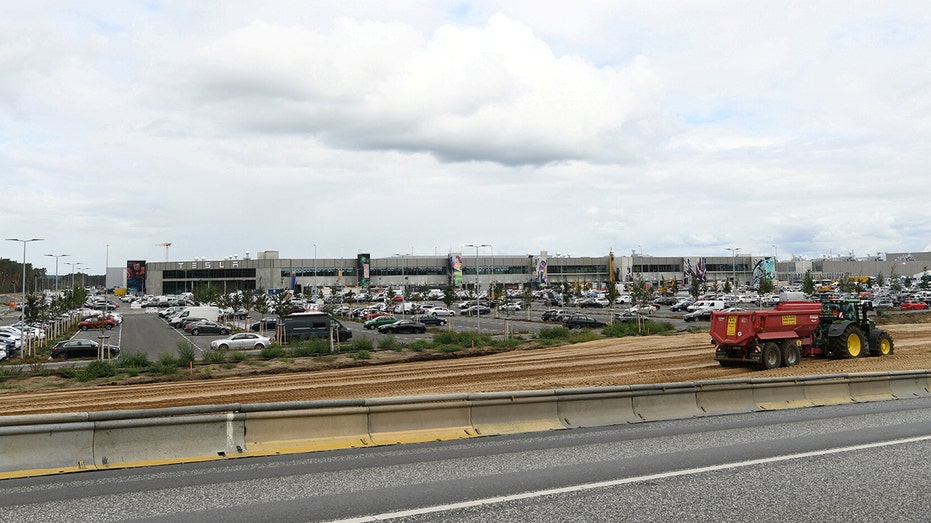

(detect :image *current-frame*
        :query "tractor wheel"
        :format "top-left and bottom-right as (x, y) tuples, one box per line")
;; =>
(869, 331), (894, 357)
(761, 342), (782, 369)
(832, 325), (865, 358)
(781, 342), (801, 367)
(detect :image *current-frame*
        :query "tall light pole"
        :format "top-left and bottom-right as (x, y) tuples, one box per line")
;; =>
(465, 244), (489, 332)
(7, 238), (43, 357)
(45, 253), (69, 294)
(726, 247), (741, 290)
(392, 254), (410, 313)
(313, 243), (317, 299)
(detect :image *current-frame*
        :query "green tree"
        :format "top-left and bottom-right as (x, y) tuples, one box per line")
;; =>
(689, 278), (701, 298)
(193, 284), (221, 305)
(889, 265), (902, 293)
(802, 270), (816, 295)
(630, 276), (654, 306)
(442, 285), (455, 309)
(758, 276), (775, 295)
(876, 271), (885, 288)
(921, 267), (930, 290)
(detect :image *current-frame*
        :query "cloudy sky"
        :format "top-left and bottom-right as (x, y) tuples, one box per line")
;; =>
(3, 1), (930, 274)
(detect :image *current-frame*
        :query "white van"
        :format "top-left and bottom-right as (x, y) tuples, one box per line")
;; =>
(687, 300), (726, 312)
(170, 306), (221, 323)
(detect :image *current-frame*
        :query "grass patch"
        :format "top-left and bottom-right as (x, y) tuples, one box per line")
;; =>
(118, 352), (150, 369)
(176, 342), (197, 367)
(348, 350), (371, 360)
(537, 326), (571, 340)
(202, 349), (227, 363)
(377, 334), (401, 350)
(349, 338), (375, 352)
(603, 319), (676, 337)
(157, 352), (179, 367)
(260, 345), (286, 359)
(230, 350), (249, 362)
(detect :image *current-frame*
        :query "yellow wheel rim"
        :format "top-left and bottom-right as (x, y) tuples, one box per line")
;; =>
(848, 334), (861, 357)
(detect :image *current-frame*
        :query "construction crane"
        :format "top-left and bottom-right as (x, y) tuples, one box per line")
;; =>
(156, 242), (171, 262)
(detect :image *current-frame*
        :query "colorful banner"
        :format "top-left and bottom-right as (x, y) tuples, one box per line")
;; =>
(357, 253), (370, 289)
(752, 257), (776, 286)
(534, 256), (548, 284)
(449, 254), (463, 286)
(126, 260), (146, 293)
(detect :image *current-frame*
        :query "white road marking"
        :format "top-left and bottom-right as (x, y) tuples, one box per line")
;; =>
(328, 434), (931, 522)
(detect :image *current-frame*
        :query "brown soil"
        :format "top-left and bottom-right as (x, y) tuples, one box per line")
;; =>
(1, 318), (929, 417)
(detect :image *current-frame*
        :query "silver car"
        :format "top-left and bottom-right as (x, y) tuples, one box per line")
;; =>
(209, 333), (272, 351)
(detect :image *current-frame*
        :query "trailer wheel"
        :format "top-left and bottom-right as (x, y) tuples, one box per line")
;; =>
(869, 331), (894, 357)
(761, 342), (782, 369)
(781, 343), (801, 367)
(832, 325), (865, 358)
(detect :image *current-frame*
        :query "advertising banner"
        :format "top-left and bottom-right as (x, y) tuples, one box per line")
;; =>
(449, 254), (463, 287)
(126, 260), (146, 293)
(357, 254), (370, 289)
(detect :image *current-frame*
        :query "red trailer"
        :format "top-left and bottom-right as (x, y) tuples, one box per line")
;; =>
(710, 300), (893, 369)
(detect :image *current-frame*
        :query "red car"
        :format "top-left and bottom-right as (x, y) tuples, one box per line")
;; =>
(78, 317), (116, 330)
(899, 300), (928, 310)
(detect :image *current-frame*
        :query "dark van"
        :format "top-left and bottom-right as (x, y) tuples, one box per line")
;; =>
(281, 312), (352, 342)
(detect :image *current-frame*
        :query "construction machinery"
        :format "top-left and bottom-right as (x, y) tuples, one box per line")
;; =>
(710, 298), (894, 369)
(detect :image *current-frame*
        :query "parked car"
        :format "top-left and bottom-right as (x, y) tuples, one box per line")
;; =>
(364, 315), (399, 329)
(463, 305), (491, 316)
(562, 314), (607, 329)
(416, 315), (447, 326)
(78, 317), (116, 330)
(250, 318), (278, 332)
(900, 300), (928, 310)
(683, 308), (713, 322)
(50, 339), (119, 360)
(669, 300), (694, 312)
(209, 333), (272, 351)
(612, 311), (641, 323)
(541, 309), (569, 321)
(424, 306), (455, 316)
(185, 321), (231, 335)
(377, 320), (427, 334)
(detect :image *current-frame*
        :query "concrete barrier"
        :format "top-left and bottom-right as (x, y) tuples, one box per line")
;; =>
(241, 400), (370, 455)
(695, 378), (759, 416)
(366, 394), (475, 445)
(751, 377), (811, 409)
(0, 415), (95, 478)
(631, 382), (702, 421)
(888, 371), (931, 398)
(92, 412), (245, 469)
(3, 371), (931, 479)
(801, 374), (854, 406)
(847, 373), (896, 402)
(470, 390), (564, 435)
(556, 387), (640, 428)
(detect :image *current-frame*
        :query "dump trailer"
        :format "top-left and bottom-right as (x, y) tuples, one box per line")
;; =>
(710, 300), (894, 370)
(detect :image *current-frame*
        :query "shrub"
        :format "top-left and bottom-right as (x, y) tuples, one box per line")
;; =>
(118, 352), (150, 369)
(157, 352), (179, 367)
(290, 338), (332, 357)
(492, 337), (520, 349)
(260, 345), (286, 359)
(349, 350), (371, 360)
(176, 342), (197, 366)
(377, 334), (400, 350)
(54, 367), (76, 380)
(78, 360), (117, 382)
(149, 362), (178, 376)
(407, 339), (431, 352)
(537, 326), (571, 340)
(433, 330), (492, 348)
(202, 349), (227, 363)
(349, 338), (375, 352)
(230, 350), (249, 362)
(603, 319), (675, 337)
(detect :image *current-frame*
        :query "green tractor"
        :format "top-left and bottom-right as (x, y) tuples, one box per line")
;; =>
(813, 300), (894, 358)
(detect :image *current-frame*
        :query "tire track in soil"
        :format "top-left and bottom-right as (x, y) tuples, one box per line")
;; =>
(0, 323), (928, 416)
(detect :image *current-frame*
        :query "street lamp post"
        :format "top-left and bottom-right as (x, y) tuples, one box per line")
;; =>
(7, 238), (44, 357)
(392, 254), (410, 314)
(465, 244), (489, 332)
(726, 247), (741, 291)
(45, 253), (69, 294)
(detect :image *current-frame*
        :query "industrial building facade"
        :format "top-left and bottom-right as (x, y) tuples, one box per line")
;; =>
(132, 250), (931, 296)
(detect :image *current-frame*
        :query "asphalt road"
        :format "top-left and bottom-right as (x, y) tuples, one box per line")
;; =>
(3, 397), (929, 521)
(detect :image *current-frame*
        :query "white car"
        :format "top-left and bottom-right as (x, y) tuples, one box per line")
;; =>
(425, 306), (456, 316)
(210, 333), (271, 351)
(0, 331), (23, 349)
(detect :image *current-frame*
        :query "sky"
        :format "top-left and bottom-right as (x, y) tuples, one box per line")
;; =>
(2, 1), (931, 275)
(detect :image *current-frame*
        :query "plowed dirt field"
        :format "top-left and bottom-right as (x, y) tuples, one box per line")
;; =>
(1, 319), (929, 416)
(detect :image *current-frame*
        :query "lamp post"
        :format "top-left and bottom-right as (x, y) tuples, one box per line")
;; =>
(45, 253), (69, 295)
(465, 244), (489, 332)
(392, 254), (410, 314)
(313, 243), (317, 300)
(66, 262), (83, 290)
(7, 238), (43, 357)
(726, 247), (741, 290)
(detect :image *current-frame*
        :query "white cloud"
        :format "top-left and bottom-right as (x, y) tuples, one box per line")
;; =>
(2, 2), (931, 273)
